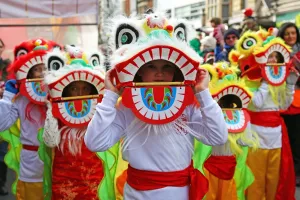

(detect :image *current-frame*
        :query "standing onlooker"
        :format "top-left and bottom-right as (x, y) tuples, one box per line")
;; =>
(240, 8), (259, 36)
(0, 39), (10, 81)
(200, 35), (217, 52)
(210, 17), (225, 49)
(200, 36), (217, 64)
(277, 22), (300, 187)
(190, 31), (203, 57)
(0, 38), (10, 196)
(215, 28), (240, 62)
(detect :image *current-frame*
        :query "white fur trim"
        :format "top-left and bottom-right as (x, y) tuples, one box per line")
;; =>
(43, 101), (61, 148)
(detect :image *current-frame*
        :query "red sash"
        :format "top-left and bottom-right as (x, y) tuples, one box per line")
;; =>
(23, 144), (39, 151)
(248, 110), (281, 127)
(248, 110), (296, 200)
(127, 162), (208, 200)
(204, 155), (237, 180)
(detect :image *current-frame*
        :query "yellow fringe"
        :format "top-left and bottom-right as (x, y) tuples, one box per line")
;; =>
(268, 83), (286, 106)
(227, 130), (260, 155)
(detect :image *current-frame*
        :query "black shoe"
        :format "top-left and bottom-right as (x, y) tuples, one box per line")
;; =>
(0, 186), (8, 196)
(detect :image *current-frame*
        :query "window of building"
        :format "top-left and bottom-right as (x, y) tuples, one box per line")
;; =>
(222, 0), (231, 23)
(166, 9), (171, 18)
(173, 1), (204, 23)
(207, 0), (217, 20)
(241, 0), (246, 9)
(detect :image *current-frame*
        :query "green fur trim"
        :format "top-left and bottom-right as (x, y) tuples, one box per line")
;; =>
(234, 147), (254, 200)
(98, 142), (120, 200)
(0, 121), (21, 195)
(37, 128), (53, 200)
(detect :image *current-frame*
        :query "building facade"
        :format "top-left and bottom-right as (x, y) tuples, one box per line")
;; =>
(274, 0), (300, 27)
(122, 0), (156, 16)
(159, 0), (205, 29)
(205, 0), (232, 25)
(229, 0), (255, 25)
(228, 0), (300, 28)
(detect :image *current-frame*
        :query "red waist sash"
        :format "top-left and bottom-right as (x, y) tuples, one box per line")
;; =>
(247, 110), (281, 127)
(23, 144), (39, 151)
(127, 162), (208, 200)
(204, 155), (237, 180)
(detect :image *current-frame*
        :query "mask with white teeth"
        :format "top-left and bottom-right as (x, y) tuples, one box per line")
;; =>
(108, 12), (203, 124)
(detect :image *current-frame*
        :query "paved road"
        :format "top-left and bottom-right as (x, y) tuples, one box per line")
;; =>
(1, 169), (300, 200)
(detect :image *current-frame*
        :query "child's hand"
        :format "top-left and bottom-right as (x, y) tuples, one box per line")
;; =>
(105, 69), (121, 95)
(286, 68), (300, 85)
(5, 80), (19, 94)
(193, 68), (209, 93)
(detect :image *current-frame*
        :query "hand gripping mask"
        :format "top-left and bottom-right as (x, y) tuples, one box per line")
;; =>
(109, 12), (203, 124)
(9, 39), (61, 105)
(44, 48), (105, 127)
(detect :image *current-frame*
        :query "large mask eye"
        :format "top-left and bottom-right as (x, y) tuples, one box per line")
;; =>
(89, 54), (100, 67)
(174, 23), (187, 41)
(242, 37), (257, 50)
(48, 56), (64, 71)
(16, 49), (28, 59)
(115, 24), (139, 49)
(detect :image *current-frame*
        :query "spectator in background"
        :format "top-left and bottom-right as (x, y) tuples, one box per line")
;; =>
(210, 17), (225, 49)
(189, 31), (203, 57)
(278, 22), (300, 56)
(200, 36), (217, 64)
(240, 8), (259, 36)
(203, 50), (215, 65)
(215, 28), (240, 62)
(0, 38), (9, 196)
(278, 22), (300, 187)
(0, 39), (10, 81)
(200, 35), (217, 51)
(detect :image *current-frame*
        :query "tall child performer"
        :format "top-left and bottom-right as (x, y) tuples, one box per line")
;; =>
(42, 46), (106, 200)
(0, 39), (59, 200)
(85, 11), (228, 200)
(229, 30), (299, 200)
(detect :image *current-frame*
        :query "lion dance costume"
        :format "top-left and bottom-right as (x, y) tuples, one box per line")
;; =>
(193, 63), (259, 200)
(229, 29), (297, 200)
(0, 39), (59, 200)
(84, 11), (228, 200)
(41, 46), (105, 200)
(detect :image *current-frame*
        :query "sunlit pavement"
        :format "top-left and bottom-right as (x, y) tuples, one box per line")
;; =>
(1, 169), (300, 200)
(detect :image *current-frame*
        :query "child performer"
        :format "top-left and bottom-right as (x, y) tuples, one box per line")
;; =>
(84, 12), (228, 200)
(196, 63), (259, 200)
(0, 39), (59, 200)
(42, 47), (106, 200)
(229, 31), (299, 200)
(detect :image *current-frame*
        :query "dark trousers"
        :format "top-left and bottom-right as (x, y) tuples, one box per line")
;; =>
(0, 141), (8, 187)
(283, 114), (300, 177)
(0, 161), (7, 187)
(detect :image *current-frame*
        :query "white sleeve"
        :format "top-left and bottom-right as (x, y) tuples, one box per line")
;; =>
(84, 89), (126, 152)
(280, 84), (294, 110)
(189, 89), (228, 146)
(0, 91), (19, 131)
(251, 81), (269, 109)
